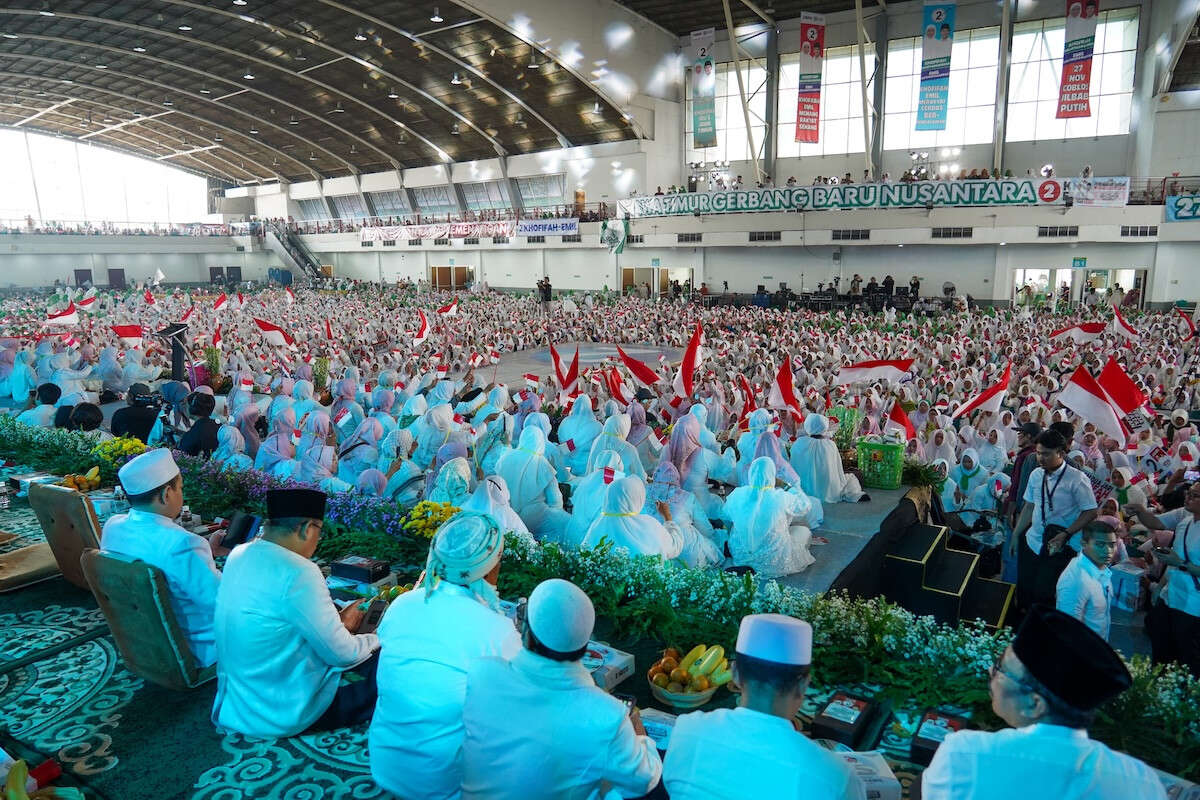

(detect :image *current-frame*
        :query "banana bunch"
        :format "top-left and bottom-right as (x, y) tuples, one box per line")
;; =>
(4, 760), (85, 800)
(60, 467), (101, 493)
(648, 644), (731, 694)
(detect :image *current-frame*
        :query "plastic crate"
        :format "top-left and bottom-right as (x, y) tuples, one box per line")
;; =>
(830, 406), (862, 451)
(856, 440), (905, 490)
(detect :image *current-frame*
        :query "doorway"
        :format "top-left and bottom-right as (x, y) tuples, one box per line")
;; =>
(428, 265), (474, 290)
(226, 266), (243, 283)
(73, 269), (93, 287)
(107, 268), (126, 289)
(210, 267), (226, 284)
(1080, 268), (1145, 309)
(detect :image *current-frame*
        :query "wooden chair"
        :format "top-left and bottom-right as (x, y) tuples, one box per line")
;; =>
(0, 542), (60, 592)
(80, 549), (216, 690)
(27, 483), (102, 591)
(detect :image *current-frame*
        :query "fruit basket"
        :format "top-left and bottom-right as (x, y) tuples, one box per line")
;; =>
(648, 677), (718, 710)
(646, 644), (731, 711)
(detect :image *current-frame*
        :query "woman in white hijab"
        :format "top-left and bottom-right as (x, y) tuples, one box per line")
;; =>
(925, 428), (957, 465)
(557, 396), (604, 477)
(521, 412), (571, 483)
(975, 429), (1009, 475)
(563, 451), (627, 548)
(644, 462), (722, 568)
(789, 415), (866, 504)
(581, 475), (684, 561)
(584, 413), (646, 479)
(460, 475), (536, 548)
(495, 427), (570, 542)
(724, 457), (816, 578)
(428, 457), (474, 507)
(947, 448), (990, 499)
(380, 430), (425, 505)
(338, 417), (384, 483)
(734, 409), (773, 478)
(212, 426), (254, 472)
(297, 444), (353, 493)
(413, 404), (468, 470)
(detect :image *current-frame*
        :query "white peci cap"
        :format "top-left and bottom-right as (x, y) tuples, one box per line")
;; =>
(735, 613), (813, 666)
(527, 578), (595, 654)
(118, 448), (180, 496)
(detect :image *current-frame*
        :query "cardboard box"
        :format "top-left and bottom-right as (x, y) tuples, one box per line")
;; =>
(1110, 561), (1145, 612)
(7, 472), (59, 495)
(812, 693), (878, 749)
(582, 641), (635, 692)
(330, 555), (391, 584)
(837, 751), (900, 800)
(639, 708), (678, 751)
(910, 709), (969, 766)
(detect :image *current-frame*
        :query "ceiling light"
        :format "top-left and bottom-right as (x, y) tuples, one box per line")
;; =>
(354, 29), (366, 41)
(350, 144), (357, 154)
(333, 101), (344, 113)
(999, 241), (1007, 246)
(133, 45), (146, 52)
(387, 87), (398, 99)
(593, 101), (600, 113)
(309, 151), (317, 160)
(528, 54), (541, 69)
(233, 0), (247, 5)
(249, 126), (258, 134)
(398, 134), (408, 144)
(200, 86), (211, 94)
(243, 69), (254, 79)
(162, 97), (173, 106)
(451, 123), (460, 135)
(430, 6), (443, 23)
(94, 64), (107, 69)
(39, 4), (55, 16)
(294, 49), (306, 61)
(178, 24), (192, 31)
(103, 114), (113, 122)
(450, 72), (461, 85)
(3, 33), (20, 39)
(288, 115), (299, 125)
(489, 47), (497, 56)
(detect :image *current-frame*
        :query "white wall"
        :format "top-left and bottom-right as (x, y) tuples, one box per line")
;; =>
(0, 246), (276, 287)
(480, 249), (544, 288)
(1149, 91), (1200, 177)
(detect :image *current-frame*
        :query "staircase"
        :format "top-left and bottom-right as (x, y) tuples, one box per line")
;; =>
(880, 524), (1014, 629)
(264, 222), (324, 284)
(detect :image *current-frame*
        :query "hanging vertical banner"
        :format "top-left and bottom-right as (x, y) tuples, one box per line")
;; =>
(915, 1), (957, 131)
(795, 13), (826, 143)
(690, 28), (717, 149)
(1056, 0), (1100, 118)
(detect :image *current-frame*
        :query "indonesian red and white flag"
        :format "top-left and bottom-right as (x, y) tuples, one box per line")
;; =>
(413, 310), (429, 346)
(213, 293), (228, 311)
(143, 289), (156, 305)
(212, 325), (222, 348)
(236, 293), (245, 309)
(607, 367), (632, 406)
(469, 352), (485, 368)
(559, 347), (581, 398)
(953, 362), (1012, 419)
(43, 303), (79, 327)
(1175, 306), (1197, 341)
(1049, 321), (1106, 344)
(489, 349), (501, 365)
(324, 319), (335, 340)
(671, 322), (704, 400)
(767, 357), (804, 422)
(77, 289), (97, 310)
(1110, 305), (1139, 343)
(437, 298), (459, 315)
(616, 345), (662, 387)
(885, 401), (916, 441)
(736, 373), (757, 417)
(110, 324), (144, 348)
(549, 344), (570, 388)
(834, 358), (913, 385)
(254, 317), (296, 348)
(181, 305), (195, 323)
(1096, 357), (1146, 416)
(285, 286), (296, 305)
(524, 373), (540, 390)
(1058, 365), (1125, 446)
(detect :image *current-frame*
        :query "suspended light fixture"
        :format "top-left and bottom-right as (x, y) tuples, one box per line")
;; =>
(200, 86), (211, 94)
(593, 101), (600, 113)
(528, 52), (541, 69)
(94, 64), (107, 69)
(243, 68), (255, 79)
(309, 151), (317, 160)
(103, 113), (113, 122)
(387, 87), (399, 99)
(162, 97), (173, 106)
(234, 0), (248, 5)
(2, 33), (19, 39)
(350, 144), (357, 154)
(294, 48), (307, 62)
(333, 101), (345, 113)
(39, 3), (55, 17)
(249, 125), (258, 134)
(451, 123), (460, 135)
(288, 115), (299, 125)
(178, 23), (193, 31)
(430, 6), (443, 23)
(450, 72), (461, 85)
(214, 134), (223, 142)
(354, 29), (367, 41)
(133, 45), (146, 52)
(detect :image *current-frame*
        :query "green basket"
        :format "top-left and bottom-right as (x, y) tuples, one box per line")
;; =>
(829, 406), (862, 451)
(856, 440), (905, 490)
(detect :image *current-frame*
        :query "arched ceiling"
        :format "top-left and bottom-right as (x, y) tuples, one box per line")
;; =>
(0, 0), (642, 184)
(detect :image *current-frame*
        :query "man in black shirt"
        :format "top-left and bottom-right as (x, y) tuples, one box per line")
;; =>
(882, 275), (895, 295)
(110, 383), (160, 444)
(178, 392), (220, 457)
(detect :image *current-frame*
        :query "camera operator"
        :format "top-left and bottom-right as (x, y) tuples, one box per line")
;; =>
(111, 383), (161, 444)
(179, 392), (220, 458)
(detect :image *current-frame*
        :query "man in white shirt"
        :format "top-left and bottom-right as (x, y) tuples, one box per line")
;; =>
(663, 614), (865, 800)
(922, 605), (1165, 800)
(1056, 524), (1118, 639)
(1125, 483), (1200, 676)
(101, 448), (221, 667)
(368, 511), (520, 800)
(15, 383), (62, 428)
(1011, 429), (1098, 612)
(459, 579), (662, 800)
(212, 488), (379, 738)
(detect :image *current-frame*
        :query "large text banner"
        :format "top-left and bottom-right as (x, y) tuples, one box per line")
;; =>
(916, 1), (956, 131)
(795, 13), (826, 144)
(1056, 0), (1100, 118)
(1165, 196), (1200, 222)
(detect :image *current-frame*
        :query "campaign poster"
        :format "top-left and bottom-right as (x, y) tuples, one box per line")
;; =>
(916, 1), (956, 131)
(795, 13), (825, 143)
(1056, 0), (1100, 118)
(691, 28), (717, 149)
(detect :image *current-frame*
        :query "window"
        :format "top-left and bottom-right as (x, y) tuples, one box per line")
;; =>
(627, 234), (644, 244)
(832, 229), (870, 240)
(408, 238), (422, 246)
(749, 230), (782, 241)
(515, 174), (566, 209)
(412, 186), (458, 214)
(562, 234), (582, 243)
(1037, 225), (1078, 237)
(492, 235), (510, 244)
(526, 235), (546, 243)
(884, 27), (999, 152)
(686, 57), (770, 163)
(932, 227), (973, 238)
(368, 190), (411, 216)
(1120, 225), (1157, 237)
(463, 237), (480, 245)
(433, 237), (450, 245)
(296, 198), (328, 221)
(778, 43), (876, 158)
(360, 240), (374, 247)
(1007, 8), (1138, 141)
(382, 239), (396, 246)
(329, 194), (368, 220)
(678, 232), (702, 243)
(461, 180), (511, 211)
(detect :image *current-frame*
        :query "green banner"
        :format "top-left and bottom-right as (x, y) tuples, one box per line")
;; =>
(617, 178), (1067, 218)
(691, 54), (717, 149)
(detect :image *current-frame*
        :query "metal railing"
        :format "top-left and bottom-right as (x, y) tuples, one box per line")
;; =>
(0, 218), (233, 236)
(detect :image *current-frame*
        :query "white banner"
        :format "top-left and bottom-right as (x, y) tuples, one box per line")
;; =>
(1066, 176), (1129, 207)
(516, 218), (579, 236)
(359, 220), (517, 242)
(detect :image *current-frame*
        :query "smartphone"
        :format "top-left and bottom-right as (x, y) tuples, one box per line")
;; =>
(1185, 470), (1200, 481)
(1154, 546), (1174, 556)
(613, 693), (637, 716)
(221, 512), (261, 547)
(357, 597), (388, 635)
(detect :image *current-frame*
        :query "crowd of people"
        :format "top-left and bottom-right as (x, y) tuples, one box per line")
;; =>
(2, 280), (1197, 797)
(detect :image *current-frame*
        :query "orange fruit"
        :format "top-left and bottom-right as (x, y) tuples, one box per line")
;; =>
(690, 675), (710, 692)
(666, 681), (684, 694)
(669, 667), (689, 684)
(664, 648), (681, 661)
(648, 666), (664, 679)
(652, 672), (669, 688)
(660, 656), (678, 671)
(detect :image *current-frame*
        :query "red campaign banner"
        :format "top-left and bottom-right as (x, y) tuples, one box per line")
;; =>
(795, 13), (825, 143)
(1055, 0), (1099, 119)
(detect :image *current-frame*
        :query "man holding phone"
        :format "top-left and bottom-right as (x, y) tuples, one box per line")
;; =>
(1124, 484), (1200, 676)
